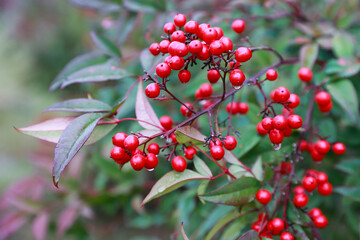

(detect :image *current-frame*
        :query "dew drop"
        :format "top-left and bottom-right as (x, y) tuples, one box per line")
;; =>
(233, 85), (241, 90)
(158, 186), (166, 193)
(272, 143), (281, 151)
(147, 168), (154, 172)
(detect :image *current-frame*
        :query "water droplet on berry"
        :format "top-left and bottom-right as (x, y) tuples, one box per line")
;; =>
(158, 186), (166, 192)
(272, 143), (281, 150)
(233, 85), (241, 90)
(147, 168), (154, 172)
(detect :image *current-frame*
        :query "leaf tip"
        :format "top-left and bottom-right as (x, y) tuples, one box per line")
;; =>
(53, 176), (59, 188)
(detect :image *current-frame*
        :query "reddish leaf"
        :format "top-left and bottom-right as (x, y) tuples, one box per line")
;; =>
(32, 211), (50, 240)
(0, 213), (27, 239)
(174, 126), (206, 144)
(57, 204), (78, 237)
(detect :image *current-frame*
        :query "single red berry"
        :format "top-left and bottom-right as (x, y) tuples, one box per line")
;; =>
(272, 115), (288, 130)
(261, 117), (273, 131)
(298, 140), (308, 151)
(256, 189), (272, 205)
(224, 135), (237, 150)
(232, 19), (246, 33)
(235, 47), (252, 62)
(266, 69), (278, 81)
(238, 102), (249, 114)
(315, 140), (330, 155)
(226, 102), (239, 114)
(110, 146), (126, 163)
(302, 176), (318, 192)
(306, 169), (318, 178)
(180, 103), (194, 117)
(298, 67), (313, 82)
(199, 83), (213, 97)
(332, 142), (346, 155)
(316, 172), (328, 184)
(160, 115), (173, 130)
(184, 20), (199, 34)
(268, 218), (284, 235)
(270, 90), (276, 102)
(174, 13), (186, 27)
(308, 208), (323, 219)
(251, 221), (261, 232)
(287, 114), (303, 129)
(159, 40), (170, 54)
(170, 133), (177, 143)
(294, 193), (309, 208)
(131, 148), (143, 156)
(149, 43), (160, 56)
(196, 23), (210, 39)
(210, 138), (223, 148)
(169, 55), (185, 70)
(219, 37), (233, 52)
(156, 63), (171, 78)
(210, 145), (225, 160)
(164, 55), (171, 65)
(280, 162), (292, 174)
(315, 91), (331, 106)
(209, 40), (224, 55)
(168, 41), (189, 57)
(313, 215), (328, 228)
(145, 153), (158, 169)
(257, 122), (268, 135)
(188, 40), (202, 54)
(202, 28), (218, 44)
(184, 146), (197, 160)
(229, 69), (246, 87)
(318, 182), (333, 196)
(310, 147), (325, 162)
(287, 93), (300, 108)
(163, 22), (176, 34)
(283, 126), (292, 137)
(124, 135), (140, 151)
(171, 156), (187, 172)
(274, 86), (290, 102)
(196, 44), (211, 60)
(145, 83), (160, 98)
(294, 186), (305, 195)
(207, 69), (221, 83)
(195, 89), (203, 99)
(318, 100), (333, 113)
(147, 143), (160, 155)
(203, 100), (213, 109)
(228, 60), (240, 69)
(171, 30), (186, 43)
(213, 27), (224, 38)
(280, 232), (294, 240)
(112, 132), (128, 147)
(130, 154), (145, 171)
(178, 69), (191, 83)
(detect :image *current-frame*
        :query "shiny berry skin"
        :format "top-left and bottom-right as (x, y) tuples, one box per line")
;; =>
(318, 100), (333, 113)
(112, 132), (128, 147)
(209, 40), (224, 55)
(188, 40), (202, 54)
(306, 169), (318, 177)
(268, 218), (285, 235)
(280, 232), (294, 240)
(272, 115), (288, 130)
(159, 40), (170, 53)
(202, 28), (218, 44)
(174, 13), (186, 27)
(287, 114), (303, 129)
(207, 69), (221, 83)
(160, 115), (173, 130)
(224, 135), (237, 150)
(131, 148), (143, 156)
(256, 189), (272, 205)
(210, 138), (223, 148)
(226, 102), (239, 114)
(184, 146), (197, 160)
(309, 208), (322, 219)
(298, 67), (313, 82)
(313, 215), (328, 228)
(210, 145), (225, 160)
(195, 89), (202, 99)
(171, 156), (187, 172)
(316, 172), (328, 184)
(282, 108), (294, 117)
(178, 69), (191, 83)
(310, 147), (325, 162)
(299, 140), (308, 151)
(145, 83), (160, 98)
(196, 23), (210, 39)
(199, 83), (213, 97)
(123, 135), (140, 151)
(171, 30), (186, 43)
(315, 140), (330, 155)
(294, 186), (305, 195)
(149, 43), (160, 56)
(170, 133), (177, 143)
(315, 91), (331, 106)
(266, 69), (278, 81)
(332, 142), (346, 154)
(294, 193), (309, 208)
(168, 41), (189, 57)
(274, 86), (290, 102)
(283, 126), (292, 137)
(269, 129), (284, 144)
(213, 27), (224, 38)
(219, 37), (233, 52)
(257, 122), (268, 135)
(229, 69), (246, 86)
(156, 63), (171, 78)
(232, 19), (246, 33)
(197, 44), (211, 60)
(280, 162), (292, 174)
(145, 153), (158, 169)
(261, 117), (273, 131)
(238, 102), (249, 114)
(318, 182), (333, 196)
(251, 221), (261, 232)
(180, 103), (194, 117)
(147, 143), (160, 155)
(287, 93), (300, 108)
(163, 22), (176, 34)
(302, 176), (318, 192)
(184, 20), (198, 34)
(110, 147), (126, 163)
(169, 56), (185, 70)
(235, 47), (252, 62)
(130, 154), (145, 171)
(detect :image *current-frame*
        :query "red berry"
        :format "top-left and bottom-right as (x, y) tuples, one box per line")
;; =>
(229, 69), (246, 86)
(145, 153), (158, 169)
(196, 44), (211, 60)
(318, 182), (333, 196)
(313, 215), (328, 228)
(124, 135), (140, 151)
(199, 83), (213, 97)
(202, 28), (218, 44)
(171, 30), (186, 43)
(130, 154), (145, 171)
(287, 93), (300, 108)
(266, 69), (278, 81)
(156, 63), (171, 78)
(261, 117), (273, 131)
(272, 115), (288, 130)
(203, 100), (213, 109)
(147, 143), (160, 155)
(195, 89), (202, 99)
(149, 43), (160, 56)
(112, 132), (128, 147)
(294, 193), (309, 208)
(180, 103), (194, 117)
(310, 147), (325, 162)
(131, 148), (143, 156)
(287, 114), (303, 129)
(283, 126), (292, 137)
(256, 189), (272, 205)
(280, 232), (294, 240)
(235, 47), (252, 62)
(270, 90), (276, 102)
(159, 40), (170, 53)
(316, 172), (328, 184)
(184, 146), (197, 160)
(170, 133), (177, 143)
(280, 162), (292, 174)
(228, 60), (240, 69)
(238, 102), (249, 114)
(207, 69), (221, 83)
(224, 135), (237, 150)
(315, 140), (330, 155)
(171, 156), (187, 172)
(232, 19), (246, 33)
(308, 208), (322, 219)
(210, 138), (223, 148)
(251, 221), (261, 232)
(163, 22), (176, 34)
(257, 122), (268, 135)
(268, 218), (284, 235)
(145, 83), (160, 98)
(318, 100), (333, 113)
(302, 176), (318, 192)
(178, 69), (191, 83)
(298, 140), (308, 151)
(213, 27), (224, 38)
(315, 91), (331, 106)
(210, 145), (225, 160)
(219, 37), (233, 52)
(306, 169), (318, 177)
(169, 55), (185, 70)
(298, 67), (313, 82)
(160, 115), (173, 130)
(332, 142), (346, 155)
(164, 55), (171, 65)
(110, 146), (126, 163)
(274, 86), (290, 102)
(226, 102), (239, 114)
(184, 20), (199, 34)
(209, 40), (224, 55)
(174, 13), (186, 27)
(168, 41), (189, 57)
(294, 186), (305, 195)
(282, 108), (294, 117)
(269, 129), (284, 144)
(196, 23), (210, 39)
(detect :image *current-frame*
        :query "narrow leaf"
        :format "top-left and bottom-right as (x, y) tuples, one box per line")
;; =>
(32, 211), (49, 240)
(194, 156), (212, 177)
(263, 164), (274, 182)
(300, 43), (318, 69)
(181, 222), (190, 240)
(224, 150), (243, 166)
(335, 159), (360, 175)
(90, 31), (121, 58)
(252, 156), (263, 181)
(205, 210), (242, 240)
(57, 204), (78, 236)
(197, 180), (210, 204)
(140, 48), (165, 74)
(68, 0), (122, 14)
(332, 32), (354, 58)
(238, 230), (259, 240)
(334, 187), (360, 202)
(175, 126), (206, 145)
(45, 98), (112, 113)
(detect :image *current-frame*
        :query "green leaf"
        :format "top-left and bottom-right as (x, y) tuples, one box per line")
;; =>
(199, 177), (260, 206)
(175, 126), (206, 145)
(140, 48), (165, 74)
(228, 165), (249, 178)
(324, 58), (360, 78)
(205, 210), (242, 240)
(334, 187), (360, 202)
(335, 159), (360, 175)
(332, 32), (354, 58)
(263, 164), (274, 182)
(251, 156), (263, 181)
(197, 180), (210, 204)
(49, 52), (109, 91)
(123, 0), (163, 12)
(238, 230), (259, 240)
(181, 222), (190, 240)
(142, 170), (209, 205)
(194, 156), (212, 177)
(117, 13), (137, 46)
(45, 98), (112, 113)
(224, 150), (244, 166)
(53, 113), (106, 186)
(327, 79), (359, 124)
(90, 31), (121, 58)
(68, 0), (122, 14)
(237, 125), (261, 158)
(300, 43), (318, 69)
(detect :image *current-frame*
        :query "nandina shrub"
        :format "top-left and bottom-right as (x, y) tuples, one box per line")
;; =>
(11, 1), (360, 240)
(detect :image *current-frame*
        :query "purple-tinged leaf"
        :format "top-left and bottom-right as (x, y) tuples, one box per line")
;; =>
(45, 98), (112, 113)
(32, 211), (49, 240)
(0, 213), (27, 239)
(57, 204), (78, 237)
(90, 31), (122, 58)
(142, 170), (210, 206)
(300, 43), (318, 69)
(174, 126), (206, 145)
(136, 80), (161, 130)
(238, 230), (259, 240)
(53, 113), (106, 186)
(68, 0), (121, 14)
(181, 222), (190, 240)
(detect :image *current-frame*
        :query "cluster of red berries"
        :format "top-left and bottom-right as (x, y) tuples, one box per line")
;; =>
(299, 139), (346, 162)
(315, 90), (333, 113)
(226, 101), (249, 115)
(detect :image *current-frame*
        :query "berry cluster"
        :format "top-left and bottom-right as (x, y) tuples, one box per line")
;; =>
(298, 139), (346, 162)
(226, 101), (249, 115)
